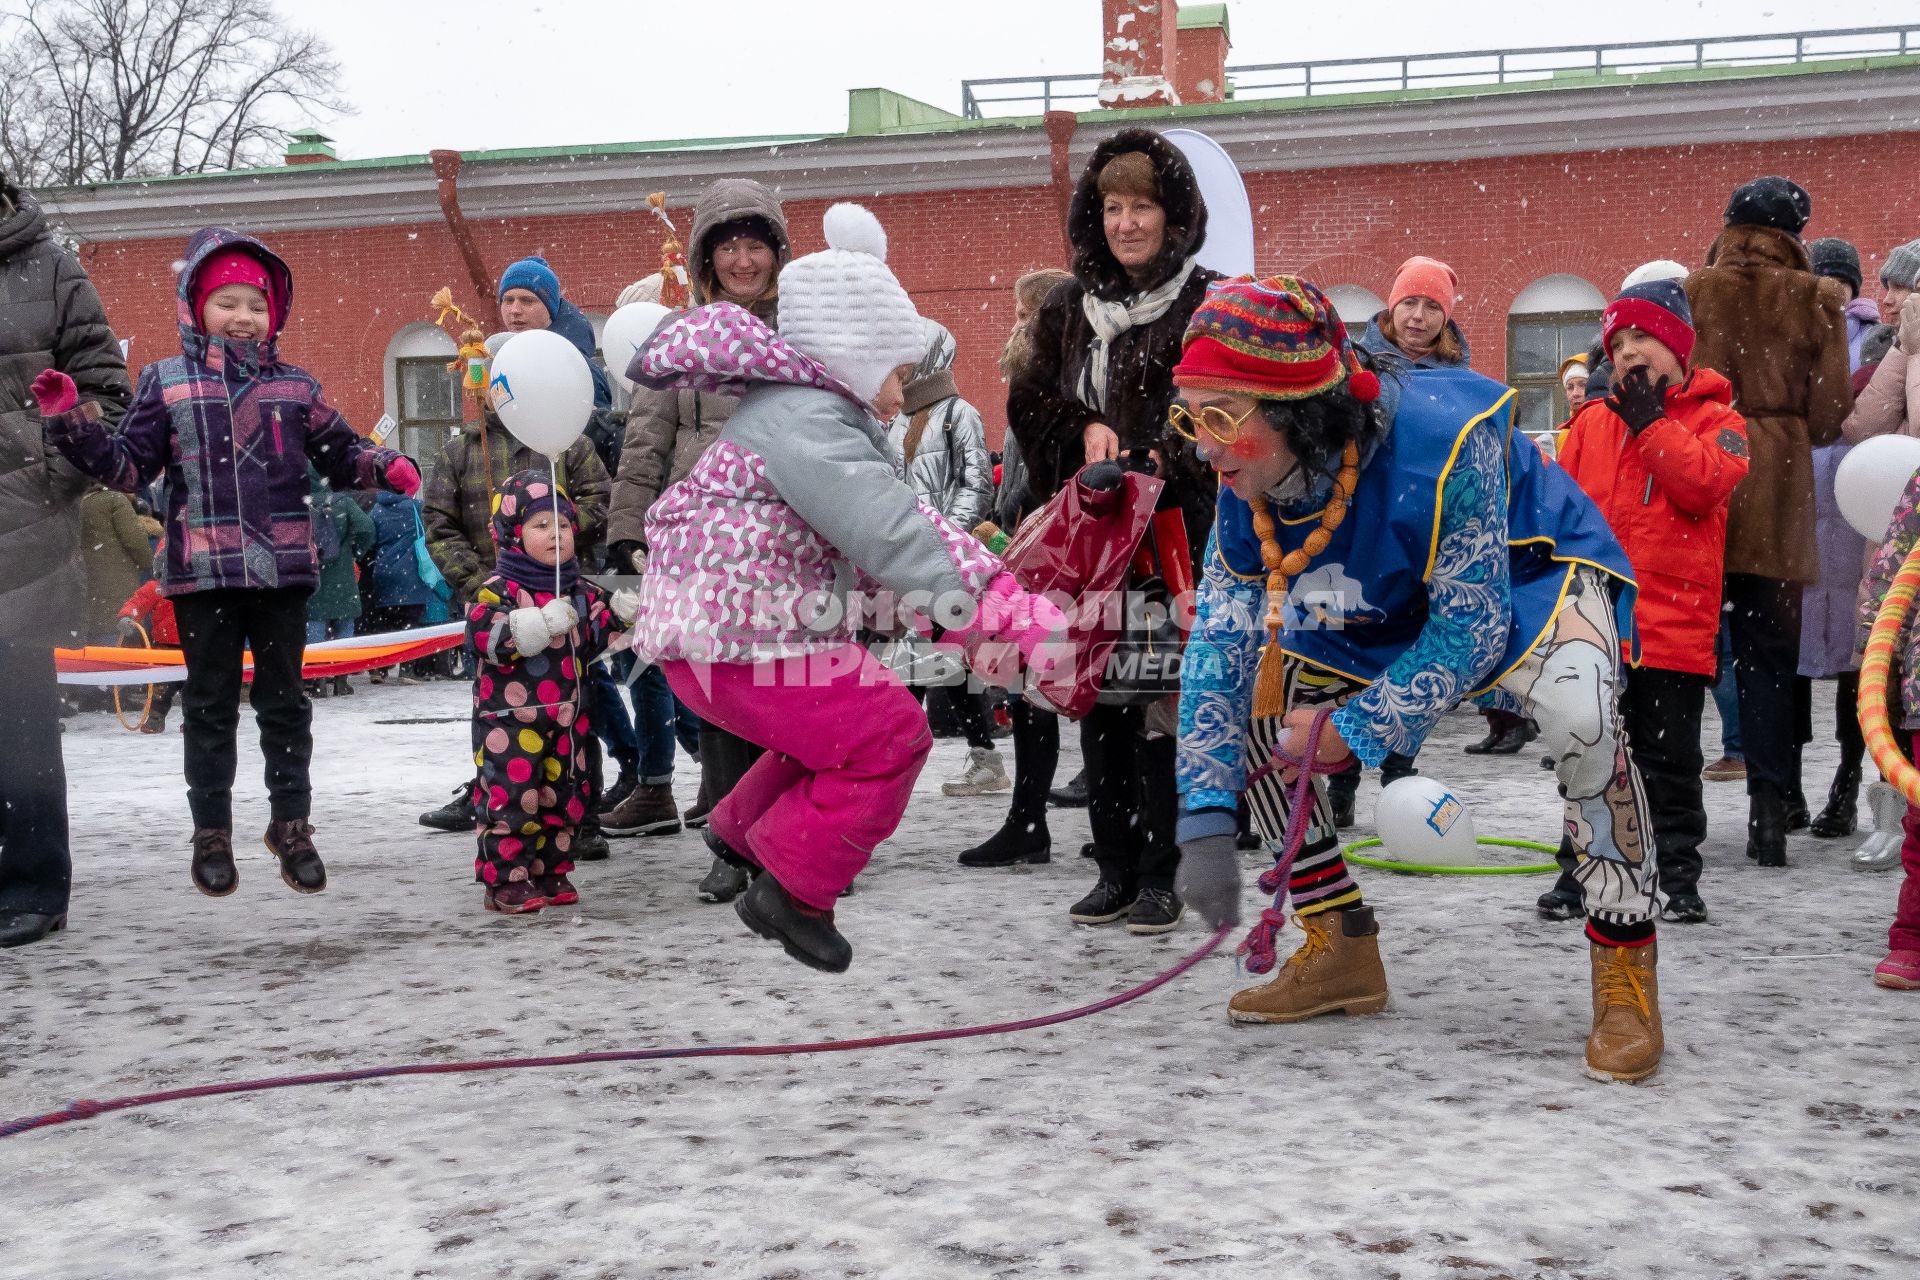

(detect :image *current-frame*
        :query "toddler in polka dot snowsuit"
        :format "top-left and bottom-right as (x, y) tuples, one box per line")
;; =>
(466, 470), (630, 914)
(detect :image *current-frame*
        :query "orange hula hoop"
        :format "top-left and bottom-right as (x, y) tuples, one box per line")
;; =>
(1858, 543), (1920, 807)
(110, 619), (156, 733)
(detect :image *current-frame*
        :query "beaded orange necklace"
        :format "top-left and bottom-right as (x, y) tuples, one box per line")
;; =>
(1246, 441), (1362, 644)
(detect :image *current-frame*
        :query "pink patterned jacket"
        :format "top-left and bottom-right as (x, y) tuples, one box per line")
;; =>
(629, 304), (1003, 664)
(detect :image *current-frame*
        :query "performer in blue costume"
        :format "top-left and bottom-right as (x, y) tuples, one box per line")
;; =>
(1170, 277), (1665, 1083)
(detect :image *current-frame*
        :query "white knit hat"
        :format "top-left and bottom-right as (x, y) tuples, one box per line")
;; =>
(777, 203), (924, 403)
(1621, 259), (1690, 292)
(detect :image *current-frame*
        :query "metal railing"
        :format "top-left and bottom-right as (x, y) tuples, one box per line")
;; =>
(958, 24), (1920, 119)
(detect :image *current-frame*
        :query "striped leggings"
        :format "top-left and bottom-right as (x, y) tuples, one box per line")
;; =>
(1245, 567), (1660, 937)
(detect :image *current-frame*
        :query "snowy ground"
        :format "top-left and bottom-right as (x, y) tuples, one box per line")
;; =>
(3, 676), (1916, 1279)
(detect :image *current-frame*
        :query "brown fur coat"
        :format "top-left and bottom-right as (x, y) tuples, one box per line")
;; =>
(1685, 225), (1853, 582)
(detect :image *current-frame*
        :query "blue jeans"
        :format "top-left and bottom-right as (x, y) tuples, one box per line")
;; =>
(630, 660), (678, 783)
(1711, 615), (1742, 759)
(589, 663), (640, 777)
(306, 616), (355, 645)
(673, 693), (703, 759)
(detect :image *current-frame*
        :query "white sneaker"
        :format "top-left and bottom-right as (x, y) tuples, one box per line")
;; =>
(1854, 781), (1908, 871)
(942, 746), (1011, 797)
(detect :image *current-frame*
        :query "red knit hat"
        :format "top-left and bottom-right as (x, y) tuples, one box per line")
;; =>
(1174, 275), (1380, 403)
(193, 247), (275, 332)
(1387, 255), (1458, 321)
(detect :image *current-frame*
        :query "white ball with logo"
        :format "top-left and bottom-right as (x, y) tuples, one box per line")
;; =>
(1373, 776), (1478, 866)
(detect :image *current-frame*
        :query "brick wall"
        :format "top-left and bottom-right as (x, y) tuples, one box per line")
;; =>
(73, 128), (1920, 455)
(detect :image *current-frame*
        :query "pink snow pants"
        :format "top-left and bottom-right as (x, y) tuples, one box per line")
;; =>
(661, 645), (933, 909)
(1893, 734), (1920, 954)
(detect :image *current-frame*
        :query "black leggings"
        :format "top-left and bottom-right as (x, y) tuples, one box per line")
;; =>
(1006, 698), (1060, 830)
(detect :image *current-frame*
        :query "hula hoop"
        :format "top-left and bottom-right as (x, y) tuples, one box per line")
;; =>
(110, 619), (155, 732)
(1860, 543), (1920, 807)
(1342, 836), (1559, 876)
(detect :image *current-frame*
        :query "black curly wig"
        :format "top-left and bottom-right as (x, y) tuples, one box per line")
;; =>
(1254, 349), (1391, 480)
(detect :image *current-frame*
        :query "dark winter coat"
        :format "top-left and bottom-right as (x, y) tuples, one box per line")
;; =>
(369, 490), (437, 608)
(43, 227), (405, 597)
(1684, 225), (1853, 582)
(0, 184), (132, 643)
(607, 179), (790, 557)
(422, 411), (608, 604)
(1008, 128), (1221, 568)
(78, 486), (158, 637)
(1557, 368), (1750, 676)
(308, 487), (375, 622)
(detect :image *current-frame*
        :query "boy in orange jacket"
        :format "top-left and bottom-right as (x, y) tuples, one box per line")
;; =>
(1557, 279), (1750, 921)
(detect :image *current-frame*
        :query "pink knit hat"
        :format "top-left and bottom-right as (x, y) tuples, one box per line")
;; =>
(1387, 256), (1459, 322)
(192, 247), (275, 332)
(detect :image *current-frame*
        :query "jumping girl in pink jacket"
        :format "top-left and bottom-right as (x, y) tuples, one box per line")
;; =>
(626, 205), (1062, 973)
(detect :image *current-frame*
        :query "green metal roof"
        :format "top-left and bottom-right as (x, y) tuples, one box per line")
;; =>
(1177, 3), (1229, 38)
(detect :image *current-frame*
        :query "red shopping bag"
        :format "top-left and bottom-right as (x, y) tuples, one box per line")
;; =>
(998, 463), (1163, 719)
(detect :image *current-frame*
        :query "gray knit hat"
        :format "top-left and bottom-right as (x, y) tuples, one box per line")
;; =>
(1880, 239), (1920, 290)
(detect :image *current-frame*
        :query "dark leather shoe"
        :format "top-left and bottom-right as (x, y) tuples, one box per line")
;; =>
(263, 820), (327, 893)
(0, 910), (67, 948)
(1048, 770), (1089, 808)
(191, 827), (238, 897)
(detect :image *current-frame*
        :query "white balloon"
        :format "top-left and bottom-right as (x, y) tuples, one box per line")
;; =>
(1373, 776), (1478, 867)
(483, 330), (516, 356)
(1835, 435), (1920, 542)
(486, 327), (594, 457)
(1162, 127), (1254, 278)
(598, 301), (672, 393)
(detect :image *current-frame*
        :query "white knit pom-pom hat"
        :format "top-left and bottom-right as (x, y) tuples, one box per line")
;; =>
(776, 203), (924, 403)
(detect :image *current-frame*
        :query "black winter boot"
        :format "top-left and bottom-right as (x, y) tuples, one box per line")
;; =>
(735, 873), (852, 973)
(1748, 785), (1788, 867)
(1810, 766), (1861, 839)
(1326, 759), (1359, 830)
(263, 820), (327, 894)
(958, 817), (1051, 867)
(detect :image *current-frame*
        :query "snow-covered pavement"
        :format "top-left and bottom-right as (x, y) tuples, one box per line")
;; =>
(3, 678), (1916, 1278)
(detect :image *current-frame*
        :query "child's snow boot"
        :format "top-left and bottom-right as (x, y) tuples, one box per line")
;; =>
(485, 880), (547, 914)
(190, 827), (238, 898)
(1585, 942), (1663, 1083)
(538, 873), (579, 907)
(263, 820), (327, 894)
(1853, 782), (1906, 871)
(734, 872), (852, 973)
(1228, 906), (1390, 1023)
(1873, 950), (1920, 989)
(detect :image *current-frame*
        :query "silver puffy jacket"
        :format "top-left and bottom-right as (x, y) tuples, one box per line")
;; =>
(887, 318), (994, 532)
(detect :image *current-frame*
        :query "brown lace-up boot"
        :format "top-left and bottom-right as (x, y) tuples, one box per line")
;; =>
(1585, 942), (1663, 1083)
(1228, 906), (1390, 1023)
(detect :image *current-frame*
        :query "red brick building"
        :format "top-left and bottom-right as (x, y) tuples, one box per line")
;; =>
(40, 5), (1920, 458)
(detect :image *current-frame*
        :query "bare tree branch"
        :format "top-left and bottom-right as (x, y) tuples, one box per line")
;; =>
(0, 0), (350, 188)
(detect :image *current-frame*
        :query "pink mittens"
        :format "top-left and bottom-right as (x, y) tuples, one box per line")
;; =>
(941, 573), (1069, 684)
(30, 369), (78, 418)
(386, 457), (422, 497)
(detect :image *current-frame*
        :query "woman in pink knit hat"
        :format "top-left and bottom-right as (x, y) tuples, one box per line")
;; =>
(1360, 255), (1467, 369)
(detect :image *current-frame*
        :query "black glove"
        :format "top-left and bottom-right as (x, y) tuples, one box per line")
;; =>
(1607, 368), (1670, 435)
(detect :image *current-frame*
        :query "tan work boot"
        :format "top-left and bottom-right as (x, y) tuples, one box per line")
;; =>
(1585, 942), (1663, 1083)
(1228, 905), (1390, 1023)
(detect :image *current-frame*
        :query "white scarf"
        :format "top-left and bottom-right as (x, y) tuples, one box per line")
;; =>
(1076, 256), (1200, 415)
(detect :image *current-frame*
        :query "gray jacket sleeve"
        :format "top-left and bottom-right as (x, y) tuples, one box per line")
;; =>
(736, 387), (971, 602)
(943, 400), (993, 532)
(607, 385), (679, 551)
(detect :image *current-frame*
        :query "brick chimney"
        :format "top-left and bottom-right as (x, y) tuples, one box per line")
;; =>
(1174, 3), (1231, 104)
(1098, 0), (1180, 110)
(284, 128), (337, 166)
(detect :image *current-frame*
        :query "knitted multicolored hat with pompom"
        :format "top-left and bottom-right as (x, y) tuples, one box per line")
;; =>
(1173, 275), (1380, 403)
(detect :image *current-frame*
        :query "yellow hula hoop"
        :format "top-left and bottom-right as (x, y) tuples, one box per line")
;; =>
(110, 619), (156, 733)
(1859, 542), (1920, 808)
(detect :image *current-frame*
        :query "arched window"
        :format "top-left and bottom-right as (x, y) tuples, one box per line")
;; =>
(1324, 285), (1386, 331)
(1507, 275), (1605, 434)
(384, 323), (460, 464)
